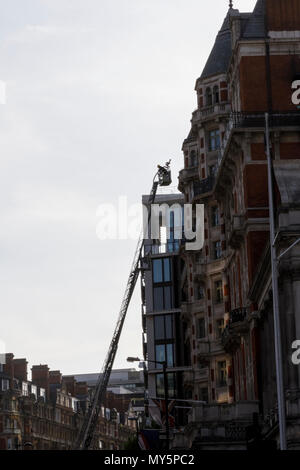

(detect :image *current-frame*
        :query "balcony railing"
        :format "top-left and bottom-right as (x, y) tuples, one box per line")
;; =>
(189, 401), (259, 427)
(217, 111), (300, 174)
(197, 341), (210, 356)
(192, 103), (231, 121)
(179, 167), (199, 182)
(230, 111), (300, 128)
(222, 307), (249, 351)
(193, 175), (215, 197)
(229, 307), (248, 324)
(3, 427), (21, 435)
(187, 111), (299, 201)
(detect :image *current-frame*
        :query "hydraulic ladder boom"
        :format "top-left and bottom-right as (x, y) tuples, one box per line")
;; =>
(75, 161), (171, 450)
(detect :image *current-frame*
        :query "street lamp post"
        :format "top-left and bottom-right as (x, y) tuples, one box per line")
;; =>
(162, 361), (170, 451)
(265, 113), (287, 450)
(127, 357), (170, 450)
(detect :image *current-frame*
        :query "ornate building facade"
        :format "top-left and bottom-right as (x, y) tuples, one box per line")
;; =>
(176, 0), (300, 449)
(0, 353), (136, 450)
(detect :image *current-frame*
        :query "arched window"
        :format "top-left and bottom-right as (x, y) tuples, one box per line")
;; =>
(213, 85), (219, 104)
(205, 87), (212, 106)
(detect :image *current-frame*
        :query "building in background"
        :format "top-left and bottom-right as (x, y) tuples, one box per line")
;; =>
(67, 368), (145, 428)
(0, 354), (136, 450)
(71, 368), (144, 395)
(175, 0), (300, 450)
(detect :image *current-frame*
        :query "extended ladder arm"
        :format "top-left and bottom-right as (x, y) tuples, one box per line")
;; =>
(74, 161), (171, 450)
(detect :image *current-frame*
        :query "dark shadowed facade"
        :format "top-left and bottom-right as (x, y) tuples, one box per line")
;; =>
(175, 0), (300, 449)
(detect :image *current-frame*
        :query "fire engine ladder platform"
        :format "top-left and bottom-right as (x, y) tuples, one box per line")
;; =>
(74, 160), (171, 450)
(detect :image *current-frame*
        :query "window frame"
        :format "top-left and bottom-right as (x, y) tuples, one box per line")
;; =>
(2, 379), (9, 391)
(189, 149), (198, 168)
(217, 360), (227, 387)
(152, 258), (173, 311)
(196, 317), (206, 340)
(195, 282), (205, 300)
(213, 240), (222, 260)
(211, 206), (220, 227)
(154, 314), (175, 369)
(214, 280), (224, 304)
(155, 372), (176, 398)
(208, 129), (221, 152)
(22, 382), (28, 397)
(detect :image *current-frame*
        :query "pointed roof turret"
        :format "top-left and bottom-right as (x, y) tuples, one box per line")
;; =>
(200, 7), (238, 80)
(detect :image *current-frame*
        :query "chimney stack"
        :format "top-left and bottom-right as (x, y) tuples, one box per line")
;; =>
(49, 370), (62, 385)
(13, 358), (28, 382)
(31, 365), (50, 399)
(3, 353), (14, 388)
(62, 376), (76, 396)
(74, 381), (88, 398)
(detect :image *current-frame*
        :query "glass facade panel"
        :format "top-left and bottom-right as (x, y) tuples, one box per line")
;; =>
(165, 315), (173, 339)
(156, 374), (164, 397)
(164, 286), (172, 310)
(163, 258), (171, 282)
(155, 344), (165, 365)
(154, 314), (175, 369)
(155, 373), (176, 398)
(152, 257), (173, 311)
(167, 373), (175, 398)
(153, 286), (164, 311)
(166, 343), (174, 367)
(154, 315), (165, 340)
(153, 259), (163, 283)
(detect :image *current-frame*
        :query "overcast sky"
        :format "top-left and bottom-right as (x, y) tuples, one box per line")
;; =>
(0, 0), (256, 377)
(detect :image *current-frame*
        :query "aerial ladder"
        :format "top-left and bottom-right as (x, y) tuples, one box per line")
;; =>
(74, 160), (172, 450)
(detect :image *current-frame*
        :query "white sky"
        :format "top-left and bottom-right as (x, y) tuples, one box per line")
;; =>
(0, 0), (256, 377)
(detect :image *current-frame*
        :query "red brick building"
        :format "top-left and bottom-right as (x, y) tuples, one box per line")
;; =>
(177, 0), (300, 449)
(0, 353), (136, 450)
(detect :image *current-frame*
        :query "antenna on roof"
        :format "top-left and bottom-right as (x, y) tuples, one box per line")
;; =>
(229, 0), (233, 9)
